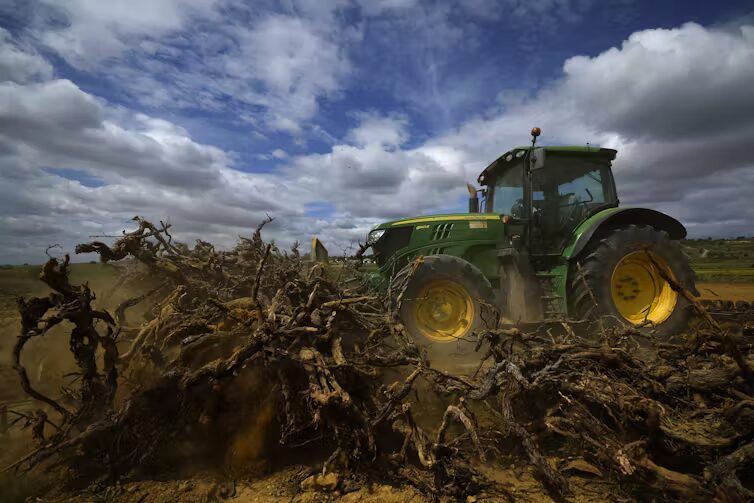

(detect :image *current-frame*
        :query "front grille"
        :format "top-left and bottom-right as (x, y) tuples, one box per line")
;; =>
(373, 226), (413, 267)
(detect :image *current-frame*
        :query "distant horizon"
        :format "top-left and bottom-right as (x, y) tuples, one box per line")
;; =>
(2, 233), (753, 267)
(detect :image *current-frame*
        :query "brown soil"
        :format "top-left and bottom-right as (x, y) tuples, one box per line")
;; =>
(697, 281), (754, 301)
(42, 468), (430, 503)
(39, 465), (617, 503)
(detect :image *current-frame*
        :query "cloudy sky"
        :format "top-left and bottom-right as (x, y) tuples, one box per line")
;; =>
(0, 0), (753, 264)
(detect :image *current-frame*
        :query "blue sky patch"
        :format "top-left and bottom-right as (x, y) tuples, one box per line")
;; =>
(305, 202), (337, 219)
(43, 167), (106, 188)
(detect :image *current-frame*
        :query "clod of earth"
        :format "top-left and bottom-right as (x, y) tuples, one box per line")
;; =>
(3, 216), (754, 502)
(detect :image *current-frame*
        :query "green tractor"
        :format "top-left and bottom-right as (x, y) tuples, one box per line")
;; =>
(328, 128), (697, 356)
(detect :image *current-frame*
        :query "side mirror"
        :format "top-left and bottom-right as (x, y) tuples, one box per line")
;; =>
(466, 183), (479, 213)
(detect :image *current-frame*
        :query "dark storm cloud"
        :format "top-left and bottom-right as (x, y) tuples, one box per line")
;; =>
(617, 128), (754, 188)
(561, 23), (754, 142)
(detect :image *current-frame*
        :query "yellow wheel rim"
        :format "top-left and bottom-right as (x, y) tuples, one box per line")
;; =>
(413, 280), (474, 343)
(610, 251), (677, 325)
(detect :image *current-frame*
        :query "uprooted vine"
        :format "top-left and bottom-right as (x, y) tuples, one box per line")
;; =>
(4, 217), (754, 502)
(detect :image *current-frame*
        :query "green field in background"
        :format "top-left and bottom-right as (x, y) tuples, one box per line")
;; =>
(682, 238), (754, 282)
(0, 263), (121, 297)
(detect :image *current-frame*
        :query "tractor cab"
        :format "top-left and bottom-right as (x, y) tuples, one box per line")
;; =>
(478, 144), (619, 257)
(471, 132), (624, 320)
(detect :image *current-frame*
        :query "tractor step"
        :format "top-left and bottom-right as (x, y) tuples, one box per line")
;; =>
(535, 271), (567, 317)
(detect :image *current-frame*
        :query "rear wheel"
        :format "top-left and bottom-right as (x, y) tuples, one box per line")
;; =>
(568, 225), (695, 336)
(391, 255), (497, 369)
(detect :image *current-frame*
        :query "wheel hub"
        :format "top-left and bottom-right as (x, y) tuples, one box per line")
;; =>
(413, 280), (474, 342)
(610, 250), (678, 325)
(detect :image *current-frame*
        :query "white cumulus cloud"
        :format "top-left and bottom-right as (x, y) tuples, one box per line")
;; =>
(1, 14), (753, 264)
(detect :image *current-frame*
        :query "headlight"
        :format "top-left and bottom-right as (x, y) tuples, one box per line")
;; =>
(367, 229), (385, 244)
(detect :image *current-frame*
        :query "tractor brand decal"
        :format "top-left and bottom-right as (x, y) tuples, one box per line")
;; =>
(415, 225), (430, 230)
(469, 221), (487, 229)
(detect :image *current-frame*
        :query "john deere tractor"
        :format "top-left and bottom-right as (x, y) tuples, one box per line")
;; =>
(324, 128), (697, 356)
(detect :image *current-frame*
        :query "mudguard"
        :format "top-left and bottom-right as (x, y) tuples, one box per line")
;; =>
(563, 207), (687, 261)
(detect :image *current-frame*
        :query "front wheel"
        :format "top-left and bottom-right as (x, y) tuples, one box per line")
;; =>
(568, 225), (696, 336)
(390, 255), (497, 370)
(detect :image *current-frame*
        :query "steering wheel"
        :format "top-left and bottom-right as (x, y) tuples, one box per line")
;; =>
(558, 192), (588, 228)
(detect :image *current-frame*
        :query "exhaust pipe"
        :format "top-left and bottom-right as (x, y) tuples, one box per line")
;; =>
(467, 183), (479, 213)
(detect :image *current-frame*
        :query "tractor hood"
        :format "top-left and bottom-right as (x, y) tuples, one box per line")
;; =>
(367, 213), (501, 243)
(373, 213), (500, 230)
(366, 213), (503, 269)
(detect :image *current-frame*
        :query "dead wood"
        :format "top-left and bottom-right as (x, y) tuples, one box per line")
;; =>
(4, 218), (754, 503)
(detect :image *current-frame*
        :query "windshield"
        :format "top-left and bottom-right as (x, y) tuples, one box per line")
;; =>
(491, 164), (524, 216)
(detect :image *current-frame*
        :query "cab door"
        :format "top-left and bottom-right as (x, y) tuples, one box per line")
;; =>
(530, 158), (615, 256)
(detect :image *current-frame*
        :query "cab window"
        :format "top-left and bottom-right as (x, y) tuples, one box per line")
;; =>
(492, 164), (524, 217)
(557, 169), (606, 211)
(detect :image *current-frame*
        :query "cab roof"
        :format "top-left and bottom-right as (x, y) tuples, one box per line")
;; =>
(477, 145), (618, 185)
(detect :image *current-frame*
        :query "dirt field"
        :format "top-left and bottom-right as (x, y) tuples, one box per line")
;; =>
(37, 464), (614, 503)
(0, 261), (159, 501)
(0, 262), (153, 401)
(0, 240), (754, 503)
(697, 282), (754, 301)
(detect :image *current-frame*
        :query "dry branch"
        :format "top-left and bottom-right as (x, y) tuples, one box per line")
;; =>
(4, 218), (754, 503)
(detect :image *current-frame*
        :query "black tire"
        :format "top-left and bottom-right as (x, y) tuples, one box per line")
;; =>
(568, 225), (696, 337)
(390, 255), (497, 370)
